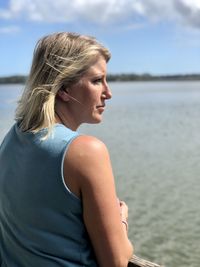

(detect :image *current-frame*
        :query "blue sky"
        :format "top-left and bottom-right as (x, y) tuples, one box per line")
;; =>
(0, 0), (200, 76)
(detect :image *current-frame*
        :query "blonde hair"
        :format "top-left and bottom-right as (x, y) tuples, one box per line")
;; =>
(15, 32), (111, 134)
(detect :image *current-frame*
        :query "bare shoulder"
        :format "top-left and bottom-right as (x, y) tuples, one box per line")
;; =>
(64, 135), (113, 186)
(68, 135), (109, 160)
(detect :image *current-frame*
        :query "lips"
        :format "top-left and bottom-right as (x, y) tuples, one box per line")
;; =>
(96, 104), (105, 114)
(96, 104), (105, 108)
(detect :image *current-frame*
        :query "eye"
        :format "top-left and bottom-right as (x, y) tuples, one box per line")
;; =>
(92, 77), (103, 84)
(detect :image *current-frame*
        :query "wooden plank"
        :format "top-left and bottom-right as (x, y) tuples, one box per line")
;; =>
(128, 255), (164, 267)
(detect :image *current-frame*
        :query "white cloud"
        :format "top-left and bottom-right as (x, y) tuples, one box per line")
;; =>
(174, 0), (200, 28)
(0, 0), (200, 29)
(0, 26), (20, 33)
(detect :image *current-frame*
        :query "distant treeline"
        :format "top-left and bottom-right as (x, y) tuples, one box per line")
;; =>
(0, 74), (200, 84)
(107, 73), (200, 81)
(0, 75), (27, 84)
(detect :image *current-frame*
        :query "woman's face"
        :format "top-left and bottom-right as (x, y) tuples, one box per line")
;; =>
(66, 56), (112, 127)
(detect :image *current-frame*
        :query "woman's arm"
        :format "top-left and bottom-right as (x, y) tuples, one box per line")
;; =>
(63, 135), (133, 267)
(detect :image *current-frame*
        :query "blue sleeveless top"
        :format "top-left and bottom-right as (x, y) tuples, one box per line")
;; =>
(0, 123), (98, 267)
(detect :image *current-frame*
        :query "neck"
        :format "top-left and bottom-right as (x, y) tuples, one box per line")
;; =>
(55, 110), (79, 131)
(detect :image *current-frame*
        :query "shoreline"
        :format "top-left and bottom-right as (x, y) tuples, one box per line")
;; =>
(0, 74), (200, 84)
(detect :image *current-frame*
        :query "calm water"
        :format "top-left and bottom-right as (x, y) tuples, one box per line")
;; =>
(1, 82), (200, 267)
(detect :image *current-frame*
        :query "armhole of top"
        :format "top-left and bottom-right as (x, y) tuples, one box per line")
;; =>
(61, 134), (81, 202)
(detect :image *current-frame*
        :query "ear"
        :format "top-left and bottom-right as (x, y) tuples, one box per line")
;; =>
(57, 89), (70, 102)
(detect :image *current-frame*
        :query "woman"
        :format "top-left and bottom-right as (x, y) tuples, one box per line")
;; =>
(0, 32), (133, 267)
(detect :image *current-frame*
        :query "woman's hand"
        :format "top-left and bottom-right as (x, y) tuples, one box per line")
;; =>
(118, 199), (128, 221)
(118, 199), (129, 232)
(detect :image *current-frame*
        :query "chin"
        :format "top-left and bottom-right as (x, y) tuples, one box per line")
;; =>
(89, 115), (103, 124)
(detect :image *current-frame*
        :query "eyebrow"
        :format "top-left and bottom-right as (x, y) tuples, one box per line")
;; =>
(87, 72), (105, 79)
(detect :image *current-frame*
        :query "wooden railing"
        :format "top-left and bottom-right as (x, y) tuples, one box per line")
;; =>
(128, 255), (164, 267)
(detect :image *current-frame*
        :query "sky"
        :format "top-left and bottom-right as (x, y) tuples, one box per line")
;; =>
(0, 0), (200, 76)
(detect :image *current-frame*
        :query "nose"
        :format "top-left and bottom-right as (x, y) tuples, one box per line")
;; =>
(103, 81), (112, 100)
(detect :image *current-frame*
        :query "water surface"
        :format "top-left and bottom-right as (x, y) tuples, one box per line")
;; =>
(1, 82), (200, 267)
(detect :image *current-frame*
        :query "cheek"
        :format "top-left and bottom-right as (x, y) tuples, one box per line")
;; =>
(75, 82), (101, 106)
(84, 90), (100, 105)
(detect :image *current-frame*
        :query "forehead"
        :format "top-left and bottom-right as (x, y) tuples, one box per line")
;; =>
(85, 56), (107, 77)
